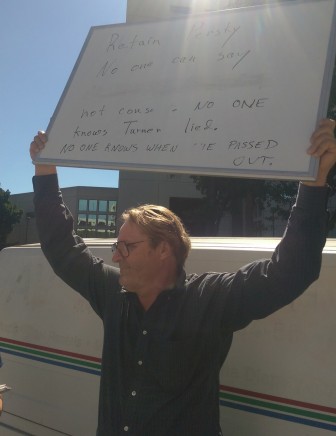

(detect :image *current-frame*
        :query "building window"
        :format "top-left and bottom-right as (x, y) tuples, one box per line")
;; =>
(98, 200), (107, 212)
(109, 201), (117, 212)
(169, 197), (206, 236)
(78, 200), (88, 211)
(98, 215), (107, 228)
(88, 200), (98, 212)
(78, 214), (87, 227)
(88, 214), (97, 227)
(77, 199), (117, 238)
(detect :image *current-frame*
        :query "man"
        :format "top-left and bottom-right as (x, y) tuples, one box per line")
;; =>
(30, 119), (336, 435)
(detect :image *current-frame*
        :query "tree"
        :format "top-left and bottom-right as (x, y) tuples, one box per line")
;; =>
(0, 188), (23, 247)
(262, 180), (298, 235)
(192, 176), (297, 236)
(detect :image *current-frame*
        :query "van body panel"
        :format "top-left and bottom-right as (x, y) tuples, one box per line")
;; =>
(0, 239), (335, 434)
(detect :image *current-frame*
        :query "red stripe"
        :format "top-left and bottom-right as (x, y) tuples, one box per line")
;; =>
(220, 385), (336, 415)
(0, 336), (101, 363)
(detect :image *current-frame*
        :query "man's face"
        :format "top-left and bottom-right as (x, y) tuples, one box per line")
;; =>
(112, 220), (163, 292)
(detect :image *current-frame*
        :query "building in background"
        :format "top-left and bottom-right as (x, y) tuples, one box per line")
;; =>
(7, 0), (336, 244)
(7, 186), (118, 245)
(117, 0), (290, 236)
(116, 0), (236, 235)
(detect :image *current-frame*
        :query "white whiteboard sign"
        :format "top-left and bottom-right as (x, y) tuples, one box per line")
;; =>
(36, 0), (336, 180)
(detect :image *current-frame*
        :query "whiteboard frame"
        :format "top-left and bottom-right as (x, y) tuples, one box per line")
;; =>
(35, 0), (336, 181)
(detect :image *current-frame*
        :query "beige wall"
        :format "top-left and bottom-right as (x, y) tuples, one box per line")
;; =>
(117, 171), (202, 217)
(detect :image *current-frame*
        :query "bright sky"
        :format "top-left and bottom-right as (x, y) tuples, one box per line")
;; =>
(1, 0), (127, 194)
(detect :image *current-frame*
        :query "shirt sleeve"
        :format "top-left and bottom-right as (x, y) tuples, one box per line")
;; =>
(218, 183), (330, 331)
(33, 174), (120, 319)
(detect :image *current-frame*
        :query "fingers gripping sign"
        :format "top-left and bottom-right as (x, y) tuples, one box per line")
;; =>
(305, 119), (336, 186)
(30, 130), (57, 176)
(30, 130), (48, 161)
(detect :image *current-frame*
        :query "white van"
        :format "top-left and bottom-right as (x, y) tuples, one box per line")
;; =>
(0, 238), (335, 435)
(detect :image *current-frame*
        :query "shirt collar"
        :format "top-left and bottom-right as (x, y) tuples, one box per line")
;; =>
(120, 269), (187, 298)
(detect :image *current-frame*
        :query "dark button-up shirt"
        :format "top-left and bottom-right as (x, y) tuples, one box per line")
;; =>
(33, 175), (329, 435)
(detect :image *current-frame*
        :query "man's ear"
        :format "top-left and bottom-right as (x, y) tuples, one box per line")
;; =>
(158, 240), (173, 260)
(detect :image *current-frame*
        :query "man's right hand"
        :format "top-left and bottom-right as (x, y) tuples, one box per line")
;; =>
(30, 131), (57, 176)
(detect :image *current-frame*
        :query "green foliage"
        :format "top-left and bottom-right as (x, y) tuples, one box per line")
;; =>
(0, 188), (23, 245)
(192, 175), (297, 236)
(262, 180), (297, 226)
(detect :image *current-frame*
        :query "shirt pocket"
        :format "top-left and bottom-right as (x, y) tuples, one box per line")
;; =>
(146, 336), (200, 394)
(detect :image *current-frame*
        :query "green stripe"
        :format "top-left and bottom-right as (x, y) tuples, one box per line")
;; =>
(0, 342), (101, 370)
(219, 392), (336, 424)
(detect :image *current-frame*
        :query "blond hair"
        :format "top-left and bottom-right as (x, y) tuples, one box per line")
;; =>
(121, 204), (191, 273)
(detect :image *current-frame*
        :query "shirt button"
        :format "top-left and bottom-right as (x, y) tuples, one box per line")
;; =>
(138, 360), (143, 366)
(131, 390), (137, 396)
(123, 426), (129, 431)
(142, 330), (148, 335)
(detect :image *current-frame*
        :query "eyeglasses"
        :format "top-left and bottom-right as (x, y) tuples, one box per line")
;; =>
(111, 240), (145, 257)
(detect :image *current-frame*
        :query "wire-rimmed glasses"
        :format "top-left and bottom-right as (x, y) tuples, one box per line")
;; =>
(111, 240), (145, 257)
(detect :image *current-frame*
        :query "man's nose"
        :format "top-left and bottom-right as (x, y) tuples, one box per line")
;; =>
(112, 250), (122, 263)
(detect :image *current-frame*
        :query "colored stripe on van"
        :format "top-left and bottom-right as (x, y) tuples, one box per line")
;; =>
(220, 385), (336, 432)
(1, 337), (336, 431)
(0, 337), (101, 376)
